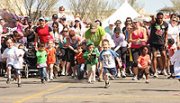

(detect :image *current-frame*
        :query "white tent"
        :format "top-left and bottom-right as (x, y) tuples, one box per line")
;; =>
(102, 0), (140, 27)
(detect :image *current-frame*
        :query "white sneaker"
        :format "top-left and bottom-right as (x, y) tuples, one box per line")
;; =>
(154, 73), (158, 78)
(61, 72), (65, 76)
(132, 76), (137, 80)
(163, 69), (168, 76)
(117, 72), (121, 78)
(145, 80), (149, 84)
(121, 71), (126, 78)
(142, 75), (146, 79)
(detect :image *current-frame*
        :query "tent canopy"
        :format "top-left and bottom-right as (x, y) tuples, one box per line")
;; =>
(102, 0), (140, 27)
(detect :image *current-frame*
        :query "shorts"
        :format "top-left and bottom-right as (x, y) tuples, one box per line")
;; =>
(65, 48), (75, 66)
(7, 64), (21, 75)
(150, 44), (166, 52)
(131, 48), (140, 67)
(103, 67), (117, 76)
(86, 64), (96, 72)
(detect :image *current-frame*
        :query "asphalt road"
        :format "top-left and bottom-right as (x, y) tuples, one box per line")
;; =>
(0, 76), (180, 103)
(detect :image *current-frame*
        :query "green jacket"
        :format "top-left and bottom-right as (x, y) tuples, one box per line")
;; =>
(83, 48), (100, 65)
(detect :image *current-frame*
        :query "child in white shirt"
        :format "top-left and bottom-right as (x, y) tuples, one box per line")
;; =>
(2, 38), (24, 87)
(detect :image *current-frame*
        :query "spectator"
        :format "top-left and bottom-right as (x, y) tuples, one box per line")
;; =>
(34, 17), (54, 46)
(149, 12), (168, 77)
(128, 18), (147, 80)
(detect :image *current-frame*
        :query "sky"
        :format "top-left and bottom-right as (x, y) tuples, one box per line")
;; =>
(138, 0), (173, 14)
(58, 0), (174, 14)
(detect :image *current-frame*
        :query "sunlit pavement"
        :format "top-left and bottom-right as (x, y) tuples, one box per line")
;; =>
(0, 76), (180, 103)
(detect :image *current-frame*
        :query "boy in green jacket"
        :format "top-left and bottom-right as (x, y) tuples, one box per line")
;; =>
(83, 40), (100, 83)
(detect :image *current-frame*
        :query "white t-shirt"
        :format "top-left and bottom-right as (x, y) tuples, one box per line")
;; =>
(167, 23), (179, 44)
(2, 46), (25, 69)
(100, 49), (117, 68)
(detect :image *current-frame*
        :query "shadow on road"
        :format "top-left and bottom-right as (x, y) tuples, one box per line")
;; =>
(114, 81), (141, 84)
(68, 86), (104, 89)
(130, 89), (180, 92)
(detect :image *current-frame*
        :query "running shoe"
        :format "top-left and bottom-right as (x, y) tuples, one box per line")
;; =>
(104, 82), (110, 88)
(145, 80), (149, 84)
(18, 83), (22, 87)
(6, 78), (10, 84)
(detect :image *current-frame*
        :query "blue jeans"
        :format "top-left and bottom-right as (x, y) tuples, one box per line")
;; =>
(39, 67), (47, 79)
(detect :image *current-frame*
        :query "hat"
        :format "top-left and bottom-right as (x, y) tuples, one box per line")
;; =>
(108, 20), (114, 25)
(45, 17), (51, 21)
(28, 19), (32, 23)
(39, 17), (45, 21)
(90, 22), (97, 29)
(75, 18), (80, 22)
(133, 18), (141, 23)
(143, 17), (151, 22)
(86, 40), (94, 47)
(52, 14), (58, 19)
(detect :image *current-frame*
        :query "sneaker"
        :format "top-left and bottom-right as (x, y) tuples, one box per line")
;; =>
(153, 73), (158, 78)
(18, 83), (22, 87)
(41, 79), (45, 84)
(109, 76), (115, 80)
(6, 78), (10, 84)
(142, 75), (146, 79)
(117, 72), (121, 78)
(162, 69), (168, 76)
(121, 71), (126, 78)
(98, 78), (104, 82)
(104, 82), (110, 88)
(145, 80), (149, 84)
(88, 80), (93, 84)
(132, 76), (137, 80)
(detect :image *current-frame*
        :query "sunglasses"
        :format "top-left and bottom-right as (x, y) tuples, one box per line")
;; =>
(172, 19), (178, 22)
(157, 18), (163, 20)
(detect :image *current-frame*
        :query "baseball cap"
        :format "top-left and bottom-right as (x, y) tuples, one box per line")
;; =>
(52, 14), (58, 19)
(90, 23), (97, 33)
(75, 18), (80, 22)
(86, 40), (94, 47)
(39, 17), (45, 21)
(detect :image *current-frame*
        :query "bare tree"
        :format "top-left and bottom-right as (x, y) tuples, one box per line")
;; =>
(0, 0), (59, 21)
(171, 0), (180, 13)
(69, 0), (91, 19)
(68, 0), (115, 21)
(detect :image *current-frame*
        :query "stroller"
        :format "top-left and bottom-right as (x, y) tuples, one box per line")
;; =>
(24, 43), (38, 78)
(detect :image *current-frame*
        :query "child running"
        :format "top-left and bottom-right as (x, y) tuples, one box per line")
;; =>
(36, 43), (47, 83)
(46, 40), (56, 80)
(137, 46), (151, 83)
(170, 48), (180, 82)
(2, 37), (24, 87)
(74, 44), (86, 79)
(100, 39), (121, 88)
(83, 40), (100, 83)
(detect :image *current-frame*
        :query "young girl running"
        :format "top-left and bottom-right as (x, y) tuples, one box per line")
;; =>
(46, 40), (56, 80)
